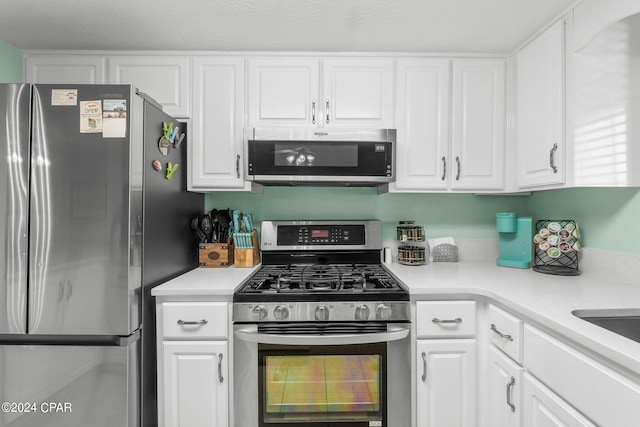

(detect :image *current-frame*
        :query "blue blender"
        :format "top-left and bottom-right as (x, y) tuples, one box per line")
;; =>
(496, 213), (533, 268)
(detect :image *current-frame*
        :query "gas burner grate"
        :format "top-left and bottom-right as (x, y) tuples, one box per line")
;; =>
(238, 263), (403, 295)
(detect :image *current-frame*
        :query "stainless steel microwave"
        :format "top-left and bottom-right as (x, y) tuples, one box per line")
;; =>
(246, 128), (395, 186)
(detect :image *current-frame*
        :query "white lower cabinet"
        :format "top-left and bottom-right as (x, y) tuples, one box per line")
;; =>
(523, 373), (595, 427)
(416, 339), (477, 427)
(162, 341), (228, 427)
(157, 301), (230, 427)
(488, 345), (523, 427)
(415, 300), (477, 427)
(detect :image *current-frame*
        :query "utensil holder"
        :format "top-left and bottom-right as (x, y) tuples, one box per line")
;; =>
(234, 231), (261, 267)
(199, 241), (234, 268)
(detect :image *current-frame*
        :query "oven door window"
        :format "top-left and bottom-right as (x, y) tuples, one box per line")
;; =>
(259, 343), (386, 426)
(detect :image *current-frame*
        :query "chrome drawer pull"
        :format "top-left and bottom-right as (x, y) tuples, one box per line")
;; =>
(177, 319), (208, 326)
(490, 323), (513, 341)
(441, 156), (446, 181)
(421, 351), (427, 382)
(432, 317), (462, 324)
(506, 376), (516, 412)
(218, 353), (224, 383)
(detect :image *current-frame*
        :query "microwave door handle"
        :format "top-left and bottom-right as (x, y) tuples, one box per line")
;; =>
(234, 325), (410, 346)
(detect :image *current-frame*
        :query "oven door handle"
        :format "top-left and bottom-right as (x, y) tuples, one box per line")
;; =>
(234, 324), (410, 346)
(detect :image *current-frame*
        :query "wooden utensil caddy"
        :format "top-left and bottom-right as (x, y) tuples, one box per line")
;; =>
(199, 241), (234, 268)
(233, 230), (260, 267)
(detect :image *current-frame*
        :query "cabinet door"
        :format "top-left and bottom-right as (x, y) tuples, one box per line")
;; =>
(24, 55), (106, 84)
(523, 373), (595, 427)
(162, 341), (228, 427)
(393, 59), (450, 190)
(247, 58), (319, 126)
(416, 339), (476, 427)
(451, 59), (505, 190)
(488, 346), (523, 427)
(517, 20), (565, 188)
(322, 58), (394, 127)
(190, 57), (246, 190)
(109, 56), (190, 117)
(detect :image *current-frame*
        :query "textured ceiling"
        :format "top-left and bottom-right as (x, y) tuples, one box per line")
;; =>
(0, 0), (576, 53)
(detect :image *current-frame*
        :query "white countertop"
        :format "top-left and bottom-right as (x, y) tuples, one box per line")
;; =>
(152, 253), (640, 376)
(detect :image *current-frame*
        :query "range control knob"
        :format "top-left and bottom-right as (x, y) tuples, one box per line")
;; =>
(355, 305), (370, 321)
(273, 305), (290, 321)
(251, 305), (268, 321)
(376, 304), (392, 321)
(315, 305), (330, 321)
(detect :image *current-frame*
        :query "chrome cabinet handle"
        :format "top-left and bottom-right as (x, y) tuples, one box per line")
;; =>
(177, 319), (208, 326)
(490, 324), (513, 341)
(421, 351), (427, 382)
(455, 156), (461, 181)
(506, 376), (516, 412)
(550, 143), (558, 174)
(218, 353), (224, 383)
(441, 156), (446, 181)
(312, 100), (316, 124)
(325, 99), (330, 124)
(236, 154), (241, 179)
(432, 317), (462, 324)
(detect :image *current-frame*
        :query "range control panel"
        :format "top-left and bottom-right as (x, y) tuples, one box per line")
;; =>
(260, 220), (382, 251)
(278, 225), (365, 245)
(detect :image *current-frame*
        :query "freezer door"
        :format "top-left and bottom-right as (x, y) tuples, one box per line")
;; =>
(28, 85), (141, 336)
(0, 84), (30, 334)
(0, 334), (139, 427)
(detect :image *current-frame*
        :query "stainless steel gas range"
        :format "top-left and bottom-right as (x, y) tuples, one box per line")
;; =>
(233, 220), (411, 427)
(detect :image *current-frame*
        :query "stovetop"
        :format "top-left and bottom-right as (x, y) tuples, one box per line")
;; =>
(232, 220), (410, 323)
(234, 263), (407, 302)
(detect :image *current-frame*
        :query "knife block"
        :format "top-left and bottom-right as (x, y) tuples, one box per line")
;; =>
(234, 231), (261, 267)
(199, 241), (234, 268)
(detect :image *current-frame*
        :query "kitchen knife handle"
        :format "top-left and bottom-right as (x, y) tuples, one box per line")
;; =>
(177, 319), (208, 326)
(506, 376), (516, 412)
(441, 156), (446, 181)
(421, 351), (427, 382)
(236, 154), (241, 179)
(550, 143), (558, 173)
(312, 100), (316, 124)
(490, 323), (513, 341)
(218, 353), (224, 383)
(325, 99), (330, 124)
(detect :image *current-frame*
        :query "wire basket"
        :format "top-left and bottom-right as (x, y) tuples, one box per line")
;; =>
(432, 244), (458, 262)
(533, 220), (580, 275)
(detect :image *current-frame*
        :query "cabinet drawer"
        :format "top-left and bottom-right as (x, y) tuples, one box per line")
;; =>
(488, 304), (524, 363)
(416, 301), (476, 338)
(524, 324), (640, 427)
(162, 302), (228, 340)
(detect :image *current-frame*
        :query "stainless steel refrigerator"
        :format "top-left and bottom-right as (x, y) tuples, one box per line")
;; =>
(0, 84), (203, 427)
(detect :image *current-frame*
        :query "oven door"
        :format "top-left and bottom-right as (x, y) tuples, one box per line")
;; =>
(234, 323), (410, 427)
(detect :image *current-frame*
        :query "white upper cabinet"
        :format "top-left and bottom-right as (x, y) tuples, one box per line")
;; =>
(451, 59), (506, 190)
(109, 56), (190, 118)
(516, 20), (565, 189)
(392, 58), (505, 192)
(25, 55), (106, 84)
(189, 57), (248, 191)
(247, 57), (394, 128)
(393, 58), (450, 190)
(322, 58), (394, 127)
(247, 58), (319, 126)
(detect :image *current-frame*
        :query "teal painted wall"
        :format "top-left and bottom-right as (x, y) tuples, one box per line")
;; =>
(0, 40), (22, 82)
(205, 187), (640, 255)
